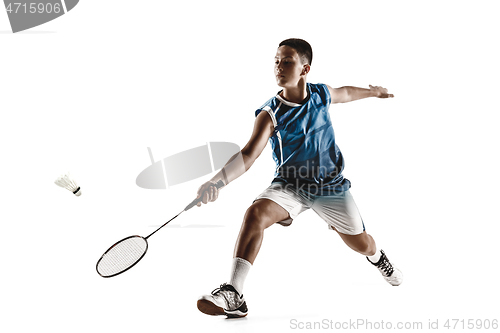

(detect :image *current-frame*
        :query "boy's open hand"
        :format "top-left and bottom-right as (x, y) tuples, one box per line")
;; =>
(369, 85), (394, 98)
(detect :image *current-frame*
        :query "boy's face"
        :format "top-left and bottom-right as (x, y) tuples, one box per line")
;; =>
(275, 45), (309, 88)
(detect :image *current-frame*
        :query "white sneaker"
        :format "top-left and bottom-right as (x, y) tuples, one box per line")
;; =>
(197, 283), (248, 318)
(367, 250), (403, 286)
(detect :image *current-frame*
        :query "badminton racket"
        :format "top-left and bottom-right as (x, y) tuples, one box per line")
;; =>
(96, 180), (224, 278)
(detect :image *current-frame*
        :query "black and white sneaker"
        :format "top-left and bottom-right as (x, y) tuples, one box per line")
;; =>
(367, 250), (403, 286)
(197, 283), (248, 318)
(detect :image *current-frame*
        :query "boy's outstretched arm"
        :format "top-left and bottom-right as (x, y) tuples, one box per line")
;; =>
(195, 111), (274, 206)
(327, 84), (394, 104)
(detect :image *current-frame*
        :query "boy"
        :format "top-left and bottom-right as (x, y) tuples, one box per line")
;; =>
(194, 38), (402, 318)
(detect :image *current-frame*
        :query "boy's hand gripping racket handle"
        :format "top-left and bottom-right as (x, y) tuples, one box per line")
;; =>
(184, 180), (225, 211)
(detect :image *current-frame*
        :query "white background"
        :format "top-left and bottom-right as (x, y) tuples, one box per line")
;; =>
(1, 1), (499, 332)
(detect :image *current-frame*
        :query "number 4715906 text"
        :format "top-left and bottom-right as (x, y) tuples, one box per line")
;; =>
(6, 3), (62, 14)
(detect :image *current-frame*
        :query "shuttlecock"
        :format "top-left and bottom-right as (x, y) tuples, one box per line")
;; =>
(54, 172), (82, 196)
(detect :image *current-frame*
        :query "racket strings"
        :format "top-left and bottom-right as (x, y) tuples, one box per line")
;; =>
(97, 237), (148, 277)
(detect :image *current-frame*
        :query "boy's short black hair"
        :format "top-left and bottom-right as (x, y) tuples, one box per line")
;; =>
(279, 38), (313, 65)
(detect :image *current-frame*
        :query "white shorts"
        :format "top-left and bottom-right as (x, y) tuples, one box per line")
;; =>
(254, 182), (365, 235)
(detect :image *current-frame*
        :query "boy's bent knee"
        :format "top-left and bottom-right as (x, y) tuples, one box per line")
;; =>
(243, 200), (288, 230)
(243, 205), (271, 230)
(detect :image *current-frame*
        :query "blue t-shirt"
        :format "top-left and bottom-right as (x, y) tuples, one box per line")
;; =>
(255, 83), (350, 195)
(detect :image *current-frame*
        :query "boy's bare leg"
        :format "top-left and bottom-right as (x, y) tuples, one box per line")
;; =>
(334, 228), (403, 286)
(234, 199), (290, 264)
(334, 230), (377, 256)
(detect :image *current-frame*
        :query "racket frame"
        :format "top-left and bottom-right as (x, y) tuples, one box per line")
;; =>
(96, 235), (149, 278)
(96, 180), (225, 278)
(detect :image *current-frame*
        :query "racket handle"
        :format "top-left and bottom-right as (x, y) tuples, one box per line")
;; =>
(184, 180), (225, 211)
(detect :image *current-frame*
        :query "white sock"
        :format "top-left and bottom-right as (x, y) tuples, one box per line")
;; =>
(367, 248), (382, 263)
(229, 257), (252, 295)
